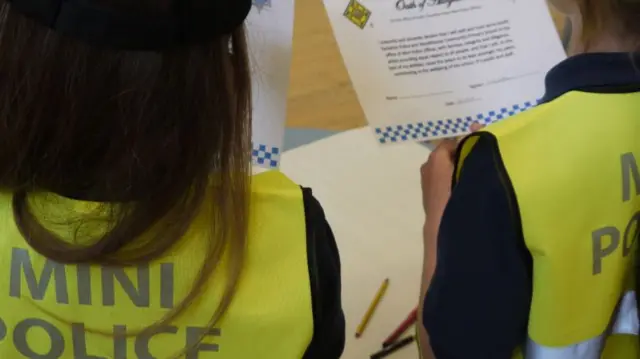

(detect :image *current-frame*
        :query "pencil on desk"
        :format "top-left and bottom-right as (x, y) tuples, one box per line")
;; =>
(355, 278), (390, 338)
(371, 336), (416, 359)
(382, 307), (418, 347)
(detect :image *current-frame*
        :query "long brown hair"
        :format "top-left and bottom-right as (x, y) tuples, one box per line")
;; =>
(0, 0), (252, 342)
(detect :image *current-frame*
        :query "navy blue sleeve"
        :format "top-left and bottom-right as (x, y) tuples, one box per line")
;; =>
(302, 188), (346, 359)
(423, 134), (533, 359)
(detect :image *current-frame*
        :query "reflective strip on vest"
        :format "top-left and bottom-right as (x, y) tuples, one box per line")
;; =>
(525, 291), (639, 359)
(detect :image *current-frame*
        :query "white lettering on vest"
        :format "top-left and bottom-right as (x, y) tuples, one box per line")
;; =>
(9, 247), (174, 308)
(72, 323), (107, 359)
(135, 325), (179, 358)
(0, 318), (220, 357)
(114, 325), (127, 359)
(591, 153), (640, 275)
(5, 249), (221, 356)
(101, 265), (150, 307)
(186, 327), (221, 358)
(622, 152), (640, 202)
(14, 318), (65, 358)
(77, 264), (92, 305)
(10, 248), (69, 304)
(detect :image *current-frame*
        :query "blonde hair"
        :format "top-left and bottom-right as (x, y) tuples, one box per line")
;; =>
(577, 0), (640, 45)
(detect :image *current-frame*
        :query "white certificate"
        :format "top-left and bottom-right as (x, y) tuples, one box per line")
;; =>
(323, 0), (566, 143)
(247, 0), (294, 168)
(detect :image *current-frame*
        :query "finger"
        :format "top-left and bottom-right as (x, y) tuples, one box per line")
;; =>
(470, 123), (485, 132)
(455, 123), (485, 144)
(434, 138), (458, 161)
(437, 138), (458, 153)
(424, 139), (453, 164)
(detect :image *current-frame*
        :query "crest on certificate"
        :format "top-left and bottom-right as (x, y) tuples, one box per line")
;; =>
(252, 0), (271, 11)
(343, 0), (371, 29)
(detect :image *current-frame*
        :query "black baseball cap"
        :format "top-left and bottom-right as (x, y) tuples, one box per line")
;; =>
(5, 0), (252, 50)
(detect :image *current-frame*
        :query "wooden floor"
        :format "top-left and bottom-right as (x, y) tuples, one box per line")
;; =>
(285, 0), (567, 131)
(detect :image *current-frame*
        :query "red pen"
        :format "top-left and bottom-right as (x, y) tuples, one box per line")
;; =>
(382, 308), (418, 347)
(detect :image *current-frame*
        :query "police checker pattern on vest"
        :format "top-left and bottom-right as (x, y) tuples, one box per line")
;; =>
(3, 247), (221, 358)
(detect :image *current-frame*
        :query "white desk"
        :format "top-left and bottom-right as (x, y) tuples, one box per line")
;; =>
(279, 128), (431, 359)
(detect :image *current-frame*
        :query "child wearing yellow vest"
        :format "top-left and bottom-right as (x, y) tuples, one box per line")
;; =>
(0, 0), (345, 357)
(419, 0), (640, 358)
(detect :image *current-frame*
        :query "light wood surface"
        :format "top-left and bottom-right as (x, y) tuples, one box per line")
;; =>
(286, 0), (567, 131)
(280, 128), (430, 358)
(286, 0), (364, 131)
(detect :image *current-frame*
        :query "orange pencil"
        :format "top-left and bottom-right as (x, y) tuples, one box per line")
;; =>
(355, 278), (390, 338)
(382, 307), (418, 347)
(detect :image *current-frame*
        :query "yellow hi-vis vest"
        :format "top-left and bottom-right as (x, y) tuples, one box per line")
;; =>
(458, 91), (640, 359)
(0, 171), (313, 358)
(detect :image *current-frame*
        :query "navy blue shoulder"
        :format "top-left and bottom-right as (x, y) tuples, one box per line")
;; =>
(423, 134), (532, 359)
(301, 187), (345, 359)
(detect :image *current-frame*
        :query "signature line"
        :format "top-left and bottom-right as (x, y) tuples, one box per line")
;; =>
(395, 91), (454, 100)
(485, 71), (539, 86)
